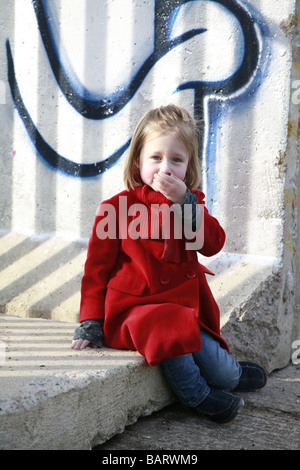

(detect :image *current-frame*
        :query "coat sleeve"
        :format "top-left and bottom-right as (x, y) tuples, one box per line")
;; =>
(79, 200), (120, 322)
(194, 190), (226, 257)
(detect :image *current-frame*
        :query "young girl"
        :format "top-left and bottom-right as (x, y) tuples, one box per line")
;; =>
(72, 104), (267, 423)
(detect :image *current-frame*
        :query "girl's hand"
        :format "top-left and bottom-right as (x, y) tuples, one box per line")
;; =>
(71, 338), (100, 350)
(152, 170), (187, 204)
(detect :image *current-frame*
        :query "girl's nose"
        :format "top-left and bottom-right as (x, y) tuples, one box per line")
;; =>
(161, 160), (171, 175)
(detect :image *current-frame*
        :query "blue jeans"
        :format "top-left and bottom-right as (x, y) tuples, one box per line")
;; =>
(161, 330), (242, 408)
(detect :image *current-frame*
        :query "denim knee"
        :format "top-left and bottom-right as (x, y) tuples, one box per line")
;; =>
(161, 354), (210, 407)
(198, 358), (241, 391)
(213, 364), (241, 391)
(192, 331), (242, 392)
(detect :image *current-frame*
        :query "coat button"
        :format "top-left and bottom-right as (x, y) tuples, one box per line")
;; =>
(186, 270), (196, 279)
(160, 275), (170, 285)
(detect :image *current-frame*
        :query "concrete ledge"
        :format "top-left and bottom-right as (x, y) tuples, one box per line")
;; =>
(0, 314), (175, 450)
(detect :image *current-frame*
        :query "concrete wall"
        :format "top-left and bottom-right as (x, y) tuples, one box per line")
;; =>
(0, 0), (299, 372)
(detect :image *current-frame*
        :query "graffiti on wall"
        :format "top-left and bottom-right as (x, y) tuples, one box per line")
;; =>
(6, 0), (261, 179)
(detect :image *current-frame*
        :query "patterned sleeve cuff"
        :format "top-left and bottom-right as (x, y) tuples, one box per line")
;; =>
(73, 319), (104, 347)
(181, 189), (203, 232)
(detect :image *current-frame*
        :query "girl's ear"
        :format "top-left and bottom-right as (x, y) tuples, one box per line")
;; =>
(135, 156), (140, 169)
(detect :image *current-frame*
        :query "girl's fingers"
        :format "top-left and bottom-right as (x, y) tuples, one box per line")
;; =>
(156, 171), (173, 181)
(154, 173), (172, 187)
(71, 338), (91, 350)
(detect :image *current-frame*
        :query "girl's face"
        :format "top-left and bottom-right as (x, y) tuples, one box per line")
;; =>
(137, 132), (189, 188)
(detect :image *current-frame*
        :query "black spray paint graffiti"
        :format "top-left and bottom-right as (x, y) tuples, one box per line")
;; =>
(6, 0), (260, 178)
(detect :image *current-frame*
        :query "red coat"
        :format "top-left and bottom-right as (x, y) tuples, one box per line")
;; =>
(79, 185), (228, 366)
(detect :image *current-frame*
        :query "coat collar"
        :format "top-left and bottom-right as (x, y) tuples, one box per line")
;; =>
(133, 184), (173, 207)
(130, 185), (190, 264)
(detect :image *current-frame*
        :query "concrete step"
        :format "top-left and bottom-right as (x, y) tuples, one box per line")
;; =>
(0, 314), (174, 450)
(2, 313), (298, 451)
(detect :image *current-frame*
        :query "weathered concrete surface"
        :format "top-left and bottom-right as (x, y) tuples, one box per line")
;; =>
(0, 314), (175, 450)
(1, 314), (299, 451)
(96, 363), (300, 451)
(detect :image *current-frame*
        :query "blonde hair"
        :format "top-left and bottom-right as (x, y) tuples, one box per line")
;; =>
(123, 104), (201, 190)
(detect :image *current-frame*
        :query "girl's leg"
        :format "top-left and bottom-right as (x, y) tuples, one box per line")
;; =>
(193, 329), (242, 392)
(161, 353), (210, 408)
(161, 350), (244, 423)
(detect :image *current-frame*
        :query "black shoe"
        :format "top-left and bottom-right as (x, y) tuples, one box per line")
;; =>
(234, 361), (267, 391)
(195, 389), (244, 423)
